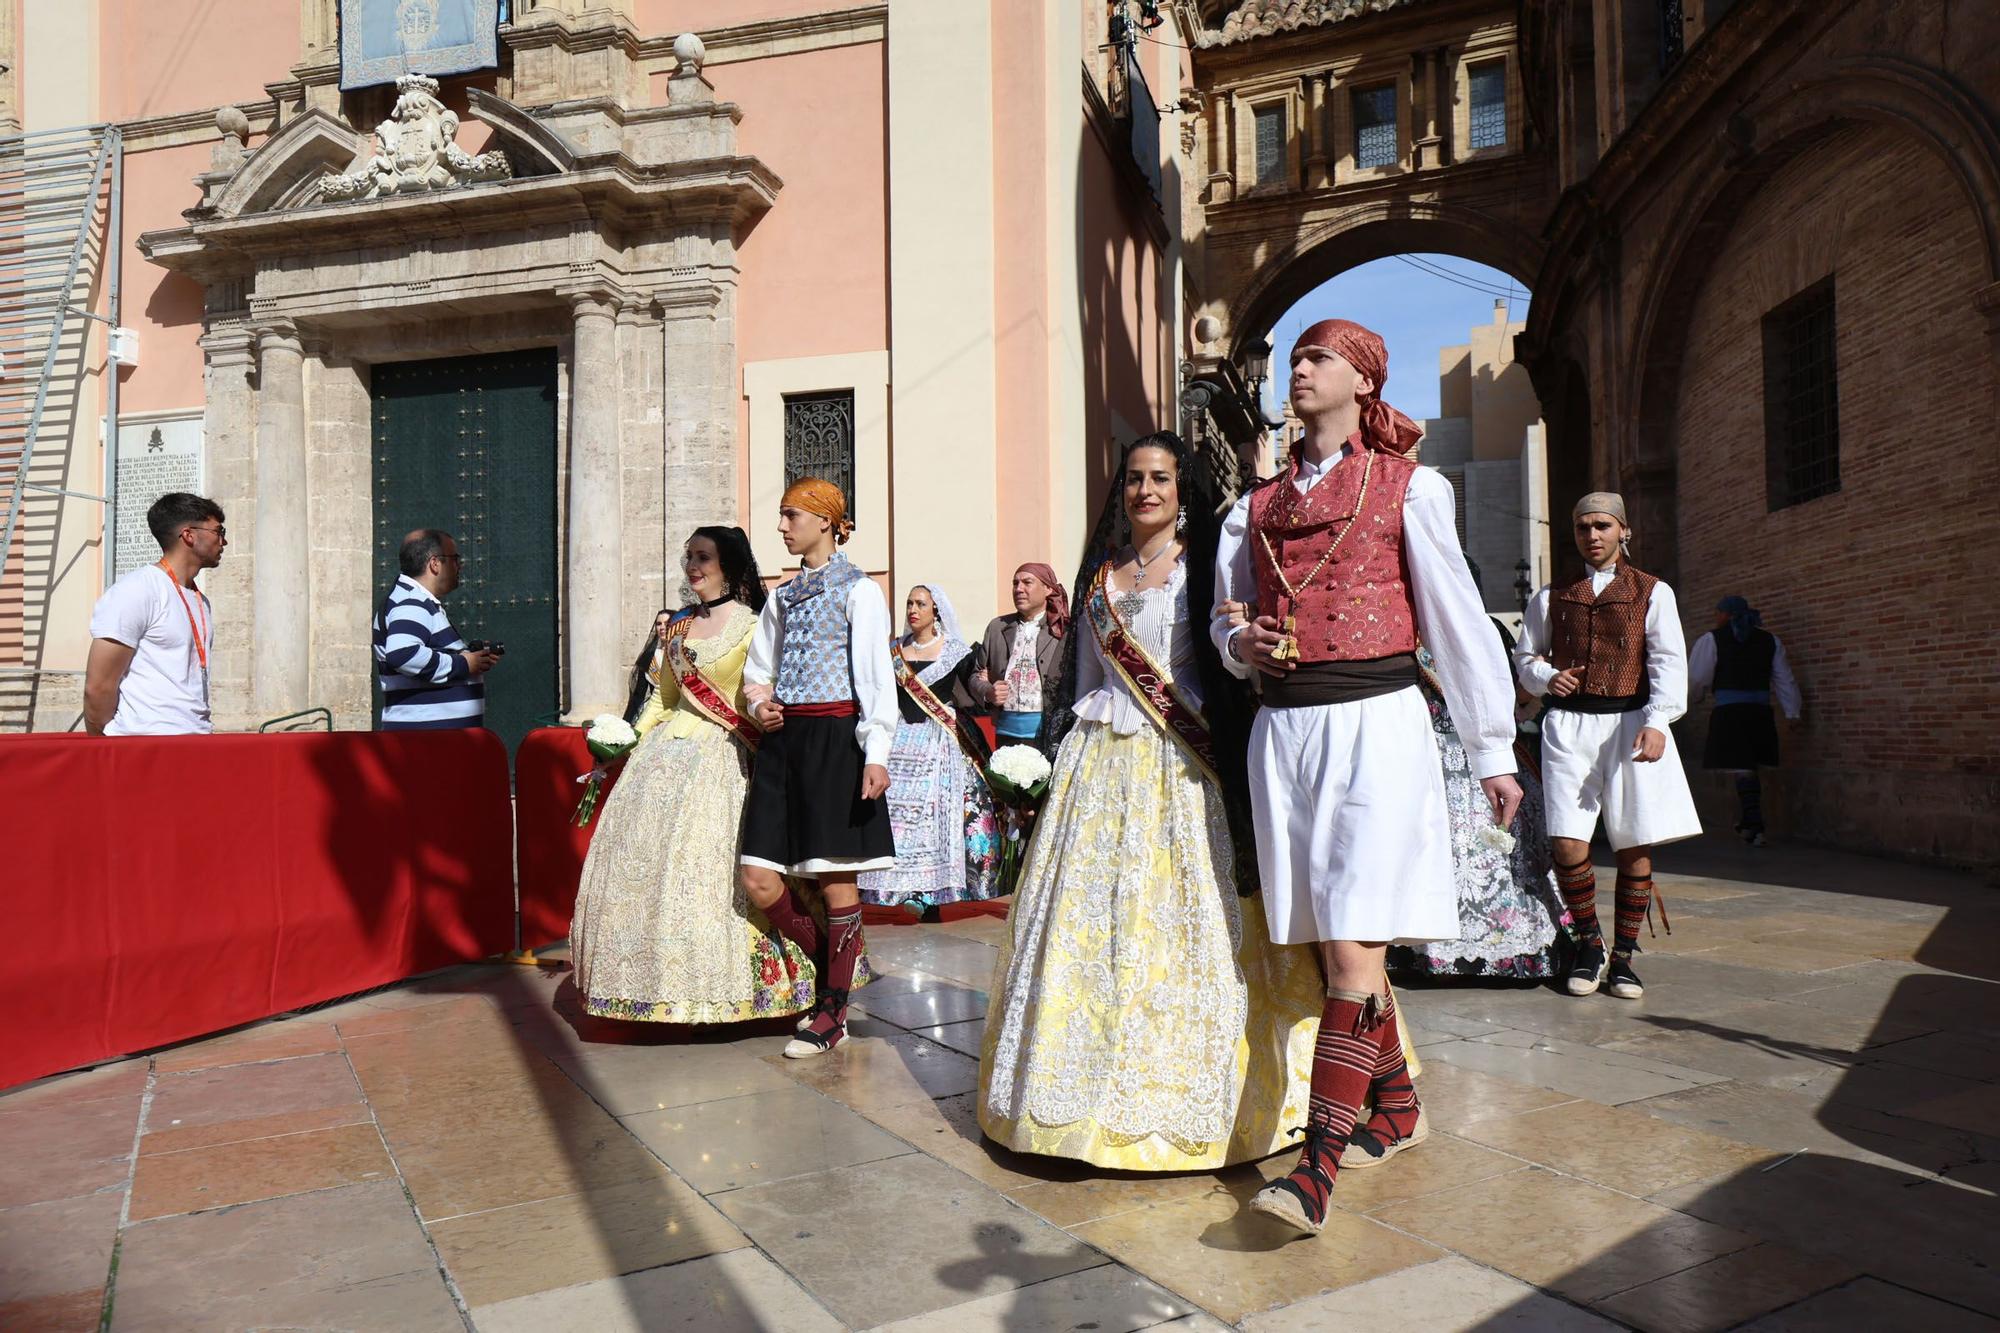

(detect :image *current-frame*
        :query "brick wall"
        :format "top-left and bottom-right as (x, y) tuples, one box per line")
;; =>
(1671, 124), (2000, 865)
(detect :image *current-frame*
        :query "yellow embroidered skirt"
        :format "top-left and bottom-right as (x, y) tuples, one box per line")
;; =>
(572, 723), (869, 1024)
(978, 717), (1360, 1170)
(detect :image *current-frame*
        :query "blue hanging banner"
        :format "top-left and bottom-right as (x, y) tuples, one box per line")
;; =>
(340, 0), (500, 91)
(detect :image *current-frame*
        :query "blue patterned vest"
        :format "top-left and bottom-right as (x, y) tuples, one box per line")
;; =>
(775, 553), (866, 704)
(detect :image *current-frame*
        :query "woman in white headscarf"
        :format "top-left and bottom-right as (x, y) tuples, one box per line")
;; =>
(858, 584), (1003, 914)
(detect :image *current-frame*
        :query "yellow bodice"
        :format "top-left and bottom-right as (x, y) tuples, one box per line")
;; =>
(633, 605), (759, 740)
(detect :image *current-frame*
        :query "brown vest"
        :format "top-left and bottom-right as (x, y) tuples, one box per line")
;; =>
(1248, 449), (1419, 662)
(1549, 565), (1658, 700)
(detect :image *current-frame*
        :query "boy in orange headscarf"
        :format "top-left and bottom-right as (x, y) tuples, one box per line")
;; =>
(738, 479), (899, 1057)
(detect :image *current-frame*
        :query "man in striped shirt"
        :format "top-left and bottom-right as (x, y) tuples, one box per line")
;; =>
(373, 529), (500, 729)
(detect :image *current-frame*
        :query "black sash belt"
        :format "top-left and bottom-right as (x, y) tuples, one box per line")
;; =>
(1548, 690), (1649, 714)
(1261, 654), (1419, 709)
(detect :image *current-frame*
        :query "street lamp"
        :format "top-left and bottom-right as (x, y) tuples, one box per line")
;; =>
(1241, 338), (1272, 397)
(1514, 557), (1533, 612)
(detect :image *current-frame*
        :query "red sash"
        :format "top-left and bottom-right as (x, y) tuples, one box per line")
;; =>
(1083, 565), (1222, 787)
(892, 643), (994, 787)
(669, 628), (762, 752)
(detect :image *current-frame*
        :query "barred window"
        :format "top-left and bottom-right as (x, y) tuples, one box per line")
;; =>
(1253, 104), (1287, 187)
(1468, 61), (1507, 150)
(1761, 278), (1840, 510)
(1353, 84), (1397, 169)
(783, 390), (857, 520)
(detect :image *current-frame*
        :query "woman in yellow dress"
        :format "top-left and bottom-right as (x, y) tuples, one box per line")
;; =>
(572, 526), (868, 1023)
(980, 433), (1350, 1170)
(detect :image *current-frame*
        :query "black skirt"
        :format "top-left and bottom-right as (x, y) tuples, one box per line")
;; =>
(740, 712), (896, 873)
(1703, 702), (1780, 770)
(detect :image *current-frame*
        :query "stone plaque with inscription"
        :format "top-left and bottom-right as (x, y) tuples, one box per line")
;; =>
(114, 414), (203, 578)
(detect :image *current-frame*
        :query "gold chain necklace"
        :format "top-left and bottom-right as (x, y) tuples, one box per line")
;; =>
(1255, 449), (1375, 662)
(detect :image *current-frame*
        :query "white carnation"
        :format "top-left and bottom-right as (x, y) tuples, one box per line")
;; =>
(990, 744), (1051, 787)
(1476, 823), (1517, 855)
(587, 715), (638, 748)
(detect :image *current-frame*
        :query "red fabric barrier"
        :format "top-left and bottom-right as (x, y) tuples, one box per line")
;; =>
(0, 730), (514, 1089)
(514, 726), (618, 950)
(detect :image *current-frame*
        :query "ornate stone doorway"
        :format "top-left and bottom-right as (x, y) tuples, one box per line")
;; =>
(139, 61), (775, 729)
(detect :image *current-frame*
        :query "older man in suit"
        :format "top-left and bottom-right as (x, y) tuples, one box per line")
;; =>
(970, 562), (1069, 750)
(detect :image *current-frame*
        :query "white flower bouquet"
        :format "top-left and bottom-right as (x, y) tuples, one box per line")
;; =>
(985, 744), (1053, 895)
(573, 713), (640, 828)
(1475, 823), (1517, 855)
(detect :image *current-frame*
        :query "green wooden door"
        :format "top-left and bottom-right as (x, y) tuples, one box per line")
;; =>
(371, 349), (560, 758)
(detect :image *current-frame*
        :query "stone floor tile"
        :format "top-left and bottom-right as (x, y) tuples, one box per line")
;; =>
(620, 1085), (912, 1193)
(911, 1017), (986, 1058)
(1630, 1079), (1975, 1176)
(470, 1248), (844, 1332)
(1400, 1057), (1577, 1128)
(1777, 969), (2000, 1037)
(768, 1029), (981, 1115)
(858, 1092), (1097, 1193)
(1635, 953), (1858, 1001)
(0, 1059), (148, 1114)
(1238, 1255), (1620, 1331)
(1146, 1316), (1234, 1331)
(856, 982), (988, 1030)
(1005, 1162), (1260, 1229)
(0, 1190), (119, 1331)
(1392, 1003), (1512, 1045)
(149, 1019), (342, 1074)
(1898, 1083), (2000, 1137)
(888, 943), (1003, 989)
(868, 1263), (1195, 1332)
(0, 1087), (141, 1209)
(427, 1169), (749, 1307)
(333, 991), (505, 1038)
(112, 1178), (462, 1332)
(1867, 1030), (2000, 1084)
(712, 1153), (1102, 1327)
(1592, 1242), (1859, 1333)
(554, 1040), (798, 1117)
(1373, 1166), (1756, 1302)
(1324, 1132), (1528, 1214)
(1685, 938), (1879, 974)
(1071, 1179), (1440, 1325)
(1606, 998), (1935, 1091)
(1737, 1276), (2000, 1331)
(1424, 1032), (1725, 1105)
(1650, 1151), (2000, 1316)
(142, 1051), (365, 1152)
(1457, 1098), (1776, 1196)
(127, 1120), (395, 1221)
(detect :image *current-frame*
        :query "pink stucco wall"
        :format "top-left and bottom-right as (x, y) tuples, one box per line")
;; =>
(100, 3), (298, 122)
(701, 41), (889, 521)
(1077, 116), (1169, 512)
(118, 140), (223, 414)
(991, 0), (1056, 594)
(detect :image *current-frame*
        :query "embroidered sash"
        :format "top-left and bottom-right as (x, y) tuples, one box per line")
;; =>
(669, 627), (762, 752)
(893, 644), (994, 787)
(1084, 565), (1222, 787)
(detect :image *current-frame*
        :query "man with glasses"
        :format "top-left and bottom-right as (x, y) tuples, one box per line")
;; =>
(373, 529), (500, 730)
(85, 492), (228, 736)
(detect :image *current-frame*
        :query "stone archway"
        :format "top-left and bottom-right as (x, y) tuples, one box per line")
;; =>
(139, 68), (776, 729)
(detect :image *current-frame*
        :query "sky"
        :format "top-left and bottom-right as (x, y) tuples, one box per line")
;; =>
(1262, 255), (1530, 423)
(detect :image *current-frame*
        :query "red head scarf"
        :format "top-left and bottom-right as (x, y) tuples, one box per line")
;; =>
(1015, 562), (1070, 640)
(1291, 318), (1424, 457)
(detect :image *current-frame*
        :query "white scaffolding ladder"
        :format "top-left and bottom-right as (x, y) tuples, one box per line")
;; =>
(0, 123), (123, 727)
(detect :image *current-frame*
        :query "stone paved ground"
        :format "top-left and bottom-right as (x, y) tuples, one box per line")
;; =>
(3, 835), (1997, 1331)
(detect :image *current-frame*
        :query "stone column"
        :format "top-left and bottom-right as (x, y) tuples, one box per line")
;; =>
(197, 327), (257, 728)
(565, 294), (625, 719)
(1304, 74), (1331, 190)
(1206, 91), (1234, 204)
(1414, 50), (1444, 169)
(660, 279), (739, 553)
(252, 324), (311, 718)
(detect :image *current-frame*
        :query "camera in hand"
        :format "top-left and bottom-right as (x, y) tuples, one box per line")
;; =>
(466, 639), (506, 657)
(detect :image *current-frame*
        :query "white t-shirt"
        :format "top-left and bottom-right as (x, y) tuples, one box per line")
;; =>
(88, 565), (214, 735)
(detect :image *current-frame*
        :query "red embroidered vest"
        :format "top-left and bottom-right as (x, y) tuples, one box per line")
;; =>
(1248, 448), (1419, 662)
(1549, 565), (1658, 698)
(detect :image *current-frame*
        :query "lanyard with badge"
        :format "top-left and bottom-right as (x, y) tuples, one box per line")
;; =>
(156, 559), (210, 701)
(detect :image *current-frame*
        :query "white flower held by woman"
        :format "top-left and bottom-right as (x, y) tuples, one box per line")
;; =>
(990, 744), (1051, 788)
(587, 714), (638, 750)
(1475, 822), (1517, 855)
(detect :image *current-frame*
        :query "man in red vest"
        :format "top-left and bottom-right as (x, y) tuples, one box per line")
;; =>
(1214, 320), (1521, 1236)
(1513, 493), (1701, 1002)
